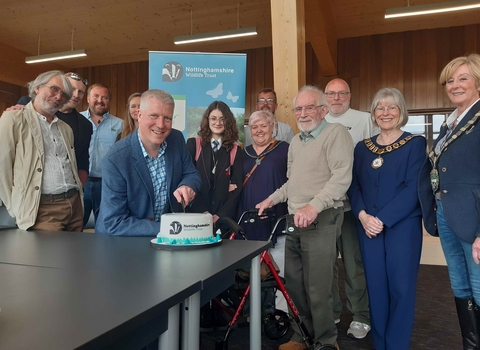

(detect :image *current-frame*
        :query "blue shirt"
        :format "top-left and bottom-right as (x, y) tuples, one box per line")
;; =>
(138, 133), (168, 221)
(81, 109), (123, 177)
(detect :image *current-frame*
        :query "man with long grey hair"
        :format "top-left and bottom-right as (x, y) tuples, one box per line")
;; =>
(0, 70), (84, 231)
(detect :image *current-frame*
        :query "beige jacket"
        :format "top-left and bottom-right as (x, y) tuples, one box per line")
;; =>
(0, 102), (83, 229)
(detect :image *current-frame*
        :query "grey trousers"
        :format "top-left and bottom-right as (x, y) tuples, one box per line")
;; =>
(332, 210), (370, 325)
(285, 207), (343, 346)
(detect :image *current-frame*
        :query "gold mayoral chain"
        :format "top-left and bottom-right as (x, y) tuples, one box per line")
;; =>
(364, 135), (420, 169)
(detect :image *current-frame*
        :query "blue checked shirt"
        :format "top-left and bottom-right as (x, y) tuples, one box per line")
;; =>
(138, 133), (168, 221)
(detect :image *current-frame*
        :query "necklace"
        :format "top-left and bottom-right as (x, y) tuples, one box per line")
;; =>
(364, 134), (419, 169)
(245, 141), (281, 165)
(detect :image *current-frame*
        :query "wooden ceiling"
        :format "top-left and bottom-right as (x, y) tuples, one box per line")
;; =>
(1, 0), (480, 70)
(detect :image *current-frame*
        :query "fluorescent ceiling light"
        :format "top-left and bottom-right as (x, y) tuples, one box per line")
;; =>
(25, 49), (87, 64)
(174, 27), (257, 45)
(385, 0), (480, 18)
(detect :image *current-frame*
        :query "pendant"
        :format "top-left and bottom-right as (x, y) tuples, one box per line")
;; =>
(430, 168), (439, 192)
(255, 158), (261, 165)
(371, 156), (384, 169)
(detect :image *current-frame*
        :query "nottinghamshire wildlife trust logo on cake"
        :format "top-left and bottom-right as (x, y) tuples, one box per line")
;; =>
(162, 62), (183, 82)
(169, 221), (182, 235)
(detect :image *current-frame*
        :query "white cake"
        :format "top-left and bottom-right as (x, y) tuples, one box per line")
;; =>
(156, 213), (220, 245)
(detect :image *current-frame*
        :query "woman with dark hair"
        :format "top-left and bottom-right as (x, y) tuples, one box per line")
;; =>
(117, 92), (141, 140)
(348, 87), (426, 350)
(186, 101), (243, 332)
(186, 100), (243, 225)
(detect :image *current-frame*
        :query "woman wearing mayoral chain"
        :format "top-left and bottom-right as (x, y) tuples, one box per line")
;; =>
(348, 88), (426, 350)
(419, 54), (480, 350)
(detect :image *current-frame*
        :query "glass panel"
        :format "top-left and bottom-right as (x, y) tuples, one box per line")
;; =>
(404, 115), (427, 135)
(433, 114), (446, 132)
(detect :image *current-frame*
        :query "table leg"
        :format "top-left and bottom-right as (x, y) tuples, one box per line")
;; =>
(158, 304), (179, 350)
(181, 291), (200, 350)
(250, 254), (261, 350)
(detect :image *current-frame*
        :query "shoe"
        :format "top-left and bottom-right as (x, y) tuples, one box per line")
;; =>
(347, 321), (371, 339)
(334, 318), (340, 324)
(278, 339), (307, 350)
(200, 304), (214, 332)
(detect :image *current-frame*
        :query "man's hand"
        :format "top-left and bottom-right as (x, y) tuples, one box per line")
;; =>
(173, 185), (196, 207)
(255, 197), (274, 216)
(473, 237), (480, 264)
(5, 104), (25, 112)
(294, 204), (318, 228)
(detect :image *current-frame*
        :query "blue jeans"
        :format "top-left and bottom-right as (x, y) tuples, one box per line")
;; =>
(437, 200), (480, 304)
(83, 180), (102, 227)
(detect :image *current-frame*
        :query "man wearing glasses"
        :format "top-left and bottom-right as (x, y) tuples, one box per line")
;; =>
(11, 72), (93, 188)
(325, 78), (378, 340)
(244, 88), (295, 146)
(256, 85), (353, 349)
(0, 70), (84, 231)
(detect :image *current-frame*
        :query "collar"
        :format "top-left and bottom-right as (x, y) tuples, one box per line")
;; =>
(36, 111), (58, 124)
(138, 132), (167, 159)
(211, 137), (222, 148)
(299, 119), (327, 141)
(84, 108), (111, 120)
(447, 98), (480, 128)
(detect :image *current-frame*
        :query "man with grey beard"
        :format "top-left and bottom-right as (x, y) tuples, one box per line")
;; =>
(81, 83), (123, 227)
(0, 70), (84, 231)
(256, 85), (354, 350)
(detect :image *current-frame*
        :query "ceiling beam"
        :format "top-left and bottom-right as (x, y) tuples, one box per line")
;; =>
(0, 41), (67, 87)
(305, 0), (337, 76)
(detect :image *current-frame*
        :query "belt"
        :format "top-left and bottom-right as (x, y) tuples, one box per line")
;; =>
(40, 188), (78, 202)
(87, 177), (102, 182)
(435, 192), (442, 200)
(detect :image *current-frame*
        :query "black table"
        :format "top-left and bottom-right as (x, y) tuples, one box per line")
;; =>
(0, 229), (270, 350)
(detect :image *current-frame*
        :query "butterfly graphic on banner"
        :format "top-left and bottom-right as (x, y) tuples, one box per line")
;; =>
(206, 83), (223, 98)
(227, 91), (239, 103)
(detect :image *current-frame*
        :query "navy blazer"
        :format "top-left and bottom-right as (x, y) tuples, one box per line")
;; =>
(95, 129), (202, 236)
(418, 100), (480, 244)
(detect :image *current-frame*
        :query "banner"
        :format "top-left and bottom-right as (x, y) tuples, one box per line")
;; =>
(149, 51), (246, 142)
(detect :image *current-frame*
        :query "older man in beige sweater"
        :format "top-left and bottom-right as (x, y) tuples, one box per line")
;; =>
(257, 85), (354, 350)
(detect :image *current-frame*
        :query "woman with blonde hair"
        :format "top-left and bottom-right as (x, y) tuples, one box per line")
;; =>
(419, 53), (480, 349)
(118, 92), (141, 140)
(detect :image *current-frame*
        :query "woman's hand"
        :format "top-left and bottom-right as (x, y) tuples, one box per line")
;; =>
(358, 210), (384, 238)
(472, 237), (480, 264)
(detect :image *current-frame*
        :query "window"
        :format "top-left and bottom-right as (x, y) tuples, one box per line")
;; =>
(405, 109), (453, 150)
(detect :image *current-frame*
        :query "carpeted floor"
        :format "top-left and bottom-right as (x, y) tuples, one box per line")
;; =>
(199, 260), (460, 350)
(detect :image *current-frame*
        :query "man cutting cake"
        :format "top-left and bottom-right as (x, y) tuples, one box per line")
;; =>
(95, 89), (202, 236)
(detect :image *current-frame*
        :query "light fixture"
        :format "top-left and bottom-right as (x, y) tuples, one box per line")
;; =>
(25, 29), (87, 64)
(174, 4), (257, 45)
(174, 27), (257, 45)
(385, 0), (480, 18)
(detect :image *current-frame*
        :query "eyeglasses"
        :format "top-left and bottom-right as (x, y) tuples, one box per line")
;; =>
(325, 91), (350, 98)
(257, 98), (276, 104)
(292, 105), (324, 114)
(44, 85), (70, 100)
(65, 72), (89, 86)
(209, 116), (225, 124)
(374, 106), (399, 113)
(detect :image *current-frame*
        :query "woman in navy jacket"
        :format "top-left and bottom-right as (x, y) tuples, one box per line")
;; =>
(419, 54), (480, 349)
(349, 88), (426, 350)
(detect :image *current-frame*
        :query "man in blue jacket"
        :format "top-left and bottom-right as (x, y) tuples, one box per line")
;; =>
(96, 89), (201, 236)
